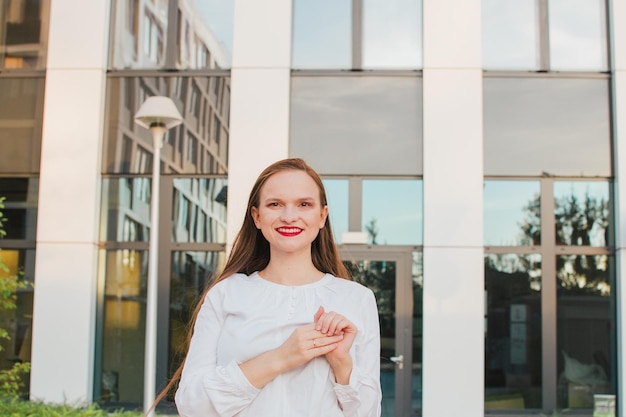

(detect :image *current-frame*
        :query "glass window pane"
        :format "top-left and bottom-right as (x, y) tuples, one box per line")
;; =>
(179, 0), (233, 69)
(554, 181), (610, 247)
(290, 76), (422, 175)
(167, 251), (225, 402)
(0, 178), (38, 240)
(482, 0), (538, 70)
(104, 76), (230, 174)
(172, 178), (227, 243)
(557, 254), (615, 408)
(549, 0), (608, 71)
(362, 0), (422, 69)
(0, 247), (35, 386)
(484, 77), (611, 177)
(485, 254), (542, 410)
(362, 179), (422, 245)
(411, 250), (423, 415)
(322, 179), (349, 244)
(110, 0), (233, 70)
(0, 0), (50, 69)
(111, 0), (167, 69)
(0, 77), (45, 174)
(99, 249), (148, 403)
(292, 0), (351, 69)
(484, 181), (540, 246)
(101, 178), (151, 242)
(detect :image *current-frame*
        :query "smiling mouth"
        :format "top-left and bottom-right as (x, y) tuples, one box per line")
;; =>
(276, 227), (303, 236)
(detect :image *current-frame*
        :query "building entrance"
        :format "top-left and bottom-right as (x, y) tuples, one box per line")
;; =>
(340, 245), (422, 417)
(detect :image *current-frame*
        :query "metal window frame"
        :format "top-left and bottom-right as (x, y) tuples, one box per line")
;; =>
(484, 177), (615, 412)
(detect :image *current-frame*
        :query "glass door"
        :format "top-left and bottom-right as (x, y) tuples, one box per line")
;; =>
(340, 246), (421, 417)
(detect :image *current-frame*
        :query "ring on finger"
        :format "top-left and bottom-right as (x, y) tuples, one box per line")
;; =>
(312, 339), (317, 348)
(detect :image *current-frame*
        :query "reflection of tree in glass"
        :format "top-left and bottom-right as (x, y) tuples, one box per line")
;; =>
(345, 260), (395, 317)
(365, 218), (379, 245)
(517, 190), (610, 295)
(557, 254), (609, 295)
(520, 193), (541, 245)
(485, 254), (542, 293)
(554, 193), (609, 246)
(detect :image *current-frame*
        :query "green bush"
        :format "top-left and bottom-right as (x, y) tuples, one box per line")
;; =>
(0, 397), (145, 416)
(0, 197), (32, 398)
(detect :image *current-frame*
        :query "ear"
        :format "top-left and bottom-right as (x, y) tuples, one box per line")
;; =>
(319, 205), (329, 229)
(251, 206), (261, 229)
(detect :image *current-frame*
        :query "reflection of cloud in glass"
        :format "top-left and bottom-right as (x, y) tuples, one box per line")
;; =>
(482, 0), (538, 69)
(549, 0), (607, 71)
(484, 181), (540, 246)
(363, 0), (422, 69)
(483, 0), (607, 71)
(191, 0), (234, 64)
(292, 0), (351, 69)
(484, 77), (610, 176)
(363, 179), (422, 245)
(290, 77), (422, 175)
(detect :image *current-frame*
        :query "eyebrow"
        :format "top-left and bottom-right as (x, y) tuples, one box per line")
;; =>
(262, 196), (317, 203)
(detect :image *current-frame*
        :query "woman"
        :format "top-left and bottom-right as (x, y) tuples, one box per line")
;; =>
(173, 158), (381, 416)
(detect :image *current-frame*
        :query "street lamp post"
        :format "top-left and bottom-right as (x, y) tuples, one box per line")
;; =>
(134, 96), (183, 417)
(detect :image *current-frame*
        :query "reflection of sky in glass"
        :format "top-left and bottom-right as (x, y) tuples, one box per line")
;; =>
(554, 181), (608, 201)
(292, 0), (351, 69)
(482, 0), (538, 70)
(363, 0), (422, 69)
(362, 179), (422, 245)
(483, 77), (610, 177)
(323, 179), (349, 243)
(484, 181), (540, 246)
(290, 76), (422, 175)
(191, 0), (234, 64)
(549, 0), (607, 71)
(554, 181), (609, 246)
(482, 0), (607, 71)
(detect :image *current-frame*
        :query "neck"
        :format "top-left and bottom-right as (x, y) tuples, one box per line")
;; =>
(260, 251), (323, 285)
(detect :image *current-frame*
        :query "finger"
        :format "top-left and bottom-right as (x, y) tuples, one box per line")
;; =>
(329, 318), (347, 335)
(311, 342), (339, 357)
(314, 305), (324, 323)
(316, 311), (332, 332)
(312, 333), (343, 348)
(319, 312), (344, 334)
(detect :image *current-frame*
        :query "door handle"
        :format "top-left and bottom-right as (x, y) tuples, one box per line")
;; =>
(389, 354), (404, 370)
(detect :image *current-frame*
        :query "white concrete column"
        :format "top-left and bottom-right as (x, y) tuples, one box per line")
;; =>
(610, 0), (626, 415)
(226, 0), (292, 247)
(422, 1), (484, 416)
(30, 0), (110, 404)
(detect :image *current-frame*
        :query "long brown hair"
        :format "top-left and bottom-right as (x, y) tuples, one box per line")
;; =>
(149, 158), (349, 413)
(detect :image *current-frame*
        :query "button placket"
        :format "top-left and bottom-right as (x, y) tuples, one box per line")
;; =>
(287, 288), (297, 320)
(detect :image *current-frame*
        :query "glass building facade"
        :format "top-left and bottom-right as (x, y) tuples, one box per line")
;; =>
(0, 0), (624, 416)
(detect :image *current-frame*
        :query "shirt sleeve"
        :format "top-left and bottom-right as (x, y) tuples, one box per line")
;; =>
(175, 286), (261, 417)
(332, 288), (382, 417)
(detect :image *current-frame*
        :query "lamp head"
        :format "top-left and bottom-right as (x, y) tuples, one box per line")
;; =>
(134, 96), (183, 130)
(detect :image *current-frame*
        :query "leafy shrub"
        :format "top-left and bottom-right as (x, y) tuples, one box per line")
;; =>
(0, 197), (32, 398)
(0, 397), (145, 416)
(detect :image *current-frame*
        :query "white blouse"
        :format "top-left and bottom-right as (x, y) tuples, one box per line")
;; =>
(175, 272), (382, 417)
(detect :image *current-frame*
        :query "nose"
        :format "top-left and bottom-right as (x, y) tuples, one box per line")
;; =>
(280, 205), (298, 222)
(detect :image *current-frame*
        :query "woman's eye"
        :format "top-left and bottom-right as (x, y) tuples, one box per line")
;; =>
(268, 202), (279, 207)
(300, 202), (311, 207)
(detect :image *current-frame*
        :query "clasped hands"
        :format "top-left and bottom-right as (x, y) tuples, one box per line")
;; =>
(279, 306), (357, 384)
